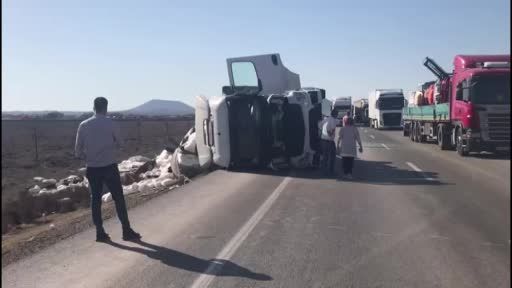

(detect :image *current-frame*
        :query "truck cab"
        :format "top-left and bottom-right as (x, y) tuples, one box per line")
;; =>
(450, 55), (510, 155)
(353, 98), (369, 126)
(369, 89), (405, 129)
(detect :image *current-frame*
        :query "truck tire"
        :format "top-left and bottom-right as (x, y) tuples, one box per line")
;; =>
(437, 125), (451, 150)
(410, 122), (416, 141)
(413, 122), (420, 142)
(403, 123), (410, 137)
(456, 128), (468, 156)
(418, 124), (426, 143)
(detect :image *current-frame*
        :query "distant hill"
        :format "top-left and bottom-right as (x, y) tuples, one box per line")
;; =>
(121, 99), (193, 116)
(3, 99), (194, 117)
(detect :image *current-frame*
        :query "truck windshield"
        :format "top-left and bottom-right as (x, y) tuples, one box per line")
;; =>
(471, 75), (510, 105)
(333, 106), (350, 118)
(378, 96), (405, 110)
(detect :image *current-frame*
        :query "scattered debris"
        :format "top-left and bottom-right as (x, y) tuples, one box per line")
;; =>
(40, 179), (57, 189)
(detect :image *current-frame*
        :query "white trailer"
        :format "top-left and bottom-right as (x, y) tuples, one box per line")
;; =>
(368, 89), (405, 129)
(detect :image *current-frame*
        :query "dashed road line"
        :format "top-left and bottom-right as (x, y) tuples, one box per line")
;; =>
(406, 162), (434, 181)
(369, 135), (375, 139)
(381, 143), (390, 150)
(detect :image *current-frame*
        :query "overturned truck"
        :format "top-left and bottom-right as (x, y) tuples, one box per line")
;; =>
(195, 53), (330, 170)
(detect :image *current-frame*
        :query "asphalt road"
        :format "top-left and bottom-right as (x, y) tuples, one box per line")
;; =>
(3, 127), (510, 288)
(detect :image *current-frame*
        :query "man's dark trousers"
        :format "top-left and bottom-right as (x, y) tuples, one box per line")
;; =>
(86, 164), (130, 232)
(321, 139), (336, 175)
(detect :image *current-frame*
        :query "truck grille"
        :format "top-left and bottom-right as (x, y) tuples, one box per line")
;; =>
(382, 113), (402, 126)
(487, 113), (510, 141)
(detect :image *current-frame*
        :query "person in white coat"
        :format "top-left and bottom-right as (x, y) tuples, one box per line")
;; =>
(336, 117), (363, 179)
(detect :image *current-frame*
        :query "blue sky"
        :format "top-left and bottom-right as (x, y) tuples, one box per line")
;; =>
(2, 0), (510, 111)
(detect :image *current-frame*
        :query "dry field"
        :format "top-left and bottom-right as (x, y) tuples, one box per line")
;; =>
(1, 119), (194, 204)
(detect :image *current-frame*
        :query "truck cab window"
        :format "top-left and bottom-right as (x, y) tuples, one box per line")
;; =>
(459, 79), (472, 102)
(455, 82), (463, 100)
(232, 62), (258, 87)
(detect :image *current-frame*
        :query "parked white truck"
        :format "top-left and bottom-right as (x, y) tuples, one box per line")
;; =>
(368, 89), (405, 129)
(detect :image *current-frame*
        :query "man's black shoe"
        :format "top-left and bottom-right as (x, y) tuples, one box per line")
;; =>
(122, 228), (141, 241)
(96, 232), (111, 242)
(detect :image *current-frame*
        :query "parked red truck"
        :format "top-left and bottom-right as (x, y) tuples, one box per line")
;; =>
(403, 55), (510, 156)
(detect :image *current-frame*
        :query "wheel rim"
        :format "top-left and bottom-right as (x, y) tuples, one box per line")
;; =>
(456, 131), (463, 153)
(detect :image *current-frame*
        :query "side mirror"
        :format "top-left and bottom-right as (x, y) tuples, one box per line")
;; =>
(222, 86), (234, 95)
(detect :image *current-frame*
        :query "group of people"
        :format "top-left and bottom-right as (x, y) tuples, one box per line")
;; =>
(319, 110), (363, 179)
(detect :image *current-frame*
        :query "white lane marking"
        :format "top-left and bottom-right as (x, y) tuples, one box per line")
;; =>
(369, 135), (375, 139)
(406, 162), (434, 181)
(380, 143), (390, 150)
(363, 130), (368, 133)
(336, 155), (343, 159)
(189, 177), (292, 288)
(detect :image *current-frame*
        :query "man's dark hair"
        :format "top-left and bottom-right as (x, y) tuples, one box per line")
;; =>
(331, 109), (338, 117)
(94, 97), (108, 113)
(346, 111), (351, 116)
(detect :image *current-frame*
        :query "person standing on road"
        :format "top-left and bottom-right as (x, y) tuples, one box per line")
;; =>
(75, 97), (141, 242)
(320, 109), (338, 175)
(337, 117), (363, 180)
(342, 111), (351, 127)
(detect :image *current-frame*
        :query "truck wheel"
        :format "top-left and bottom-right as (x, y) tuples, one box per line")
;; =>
(410, 123), (416, 141)
(412, 123), (417, 142)
(417, 124), (426, 143)
(456, 128), (468, 156)
(403, 124), (410, 137)
(437, 125), (450, 150)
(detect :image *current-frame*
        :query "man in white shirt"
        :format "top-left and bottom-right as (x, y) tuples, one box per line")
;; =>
(319, 109), (338, 175)
(75, 97), (141, 242)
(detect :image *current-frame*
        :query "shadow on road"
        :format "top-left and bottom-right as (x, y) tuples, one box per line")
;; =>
(228, 159), (447, 185)
(335, 159), (446, 186)
(469, 152), (510, 160)
(104, 240), (272, 281)
(412, 139), (510, 160)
